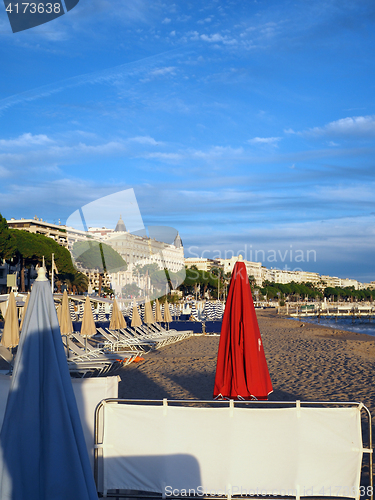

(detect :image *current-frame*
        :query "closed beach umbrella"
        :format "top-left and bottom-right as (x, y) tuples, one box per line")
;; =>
(140, 303), (145, 321)
(59, 290), (73, 335)
(81, 296), (97, 337)
(19, 292), (30, 331)
(56, 303), (61, 324)
(98, 302), (106, 322)
(213, 261), (273, 401)
(69, 300), (77, 322)
(131, 300), (142, 328)
(144, 301), (155, 324)
(77, 302), (84, 321)
(190, 302), (199, 321)
(0, 267), (98, 500)
(163, 302), (172, 323)
(155, 299), (163, 323)
(0, 291), (19, 348)
(109, 298), (126, 330)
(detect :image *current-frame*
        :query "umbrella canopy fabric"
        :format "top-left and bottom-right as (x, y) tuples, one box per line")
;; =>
(0, 292), (19, 348)
(56, 303), (61, 324)
(154, 299), (163, 323)
(98, 303), (106, 322)
(109, 298), (126, 330)
(19, 293), (30, 331)
(213, 261), (273, 401)
(69, 300), (77, 322)
(81, 297), (97, 337)
(131, 300), (142, 328)
(163, 302), (172, 323)
(0, 268), (97, 500)
(190, 302), (199, 321)
(59, 290), (73, 335)
(144, 301), (155, 324)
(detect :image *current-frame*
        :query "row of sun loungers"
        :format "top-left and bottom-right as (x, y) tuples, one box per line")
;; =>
(0, 323), (195, 378)
(95, 325), (193, 351)
(62, 334), (142, 377)
(62, 324), (194, 377)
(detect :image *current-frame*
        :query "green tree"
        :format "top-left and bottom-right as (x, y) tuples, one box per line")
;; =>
(0, 215), (15, 261)
(0, 213), (89, 292)
(70, 272), (89, 294)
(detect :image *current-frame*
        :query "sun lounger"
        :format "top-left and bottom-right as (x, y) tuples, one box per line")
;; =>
(121, 326), (166, 348)
(136, 325), (192, 346)
(70, 332), (142, 365)
(95, 328), (153, 352)
(127, 325), (174, 348)
(61, 337), (127, 377)
(0, 345), (14, 374)
(67, 358), (114, 377)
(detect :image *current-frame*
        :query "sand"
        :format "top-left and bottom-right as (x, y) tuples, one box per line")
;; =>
(118, 310), (375, 411)
(118, 309), (375, 483)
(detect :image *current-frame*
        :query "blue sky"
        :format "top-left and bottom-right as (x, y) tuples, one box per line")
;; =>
(1, 0), (375, 282)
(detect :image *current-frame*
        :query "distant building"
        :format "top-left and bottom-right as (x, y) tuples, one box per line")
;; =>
(214, 257), (262, 286)
(7, 217), (68, 247)
(184, 258), (215, 272)
(340, 278), (360, 290)
(77, 216), (185, 297)
(320, 275), (342, 288)
(262, 268), (320, 286)
(100, 217), (184, 275)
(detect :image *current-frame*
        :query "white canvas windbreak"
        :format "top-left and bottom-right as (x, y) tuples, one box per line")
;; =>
(100, 403), (363, 499)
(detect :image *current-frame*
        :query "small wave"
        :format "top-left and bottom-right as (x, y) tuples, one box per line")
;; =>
(291, 316), (375, 337)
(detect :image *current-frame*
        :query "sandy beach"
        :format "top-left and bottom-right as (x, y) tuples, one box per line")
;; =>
(118, 309), (375, 483)
(118, 310), (375, 409)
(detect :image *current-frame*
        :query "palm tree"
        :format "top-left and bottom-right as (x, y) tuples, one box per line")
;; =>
(71, 272), (89, 294)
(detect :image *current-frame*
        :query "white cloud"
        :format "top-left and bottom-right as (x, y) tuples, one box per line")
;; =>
(187, 30), (199, 40)
(200, 33), (238, 45)
(0, 166), (10, 178)
(149, 66), (176, 76)
(0, 139), (128, 172)
(162, 17), (171, 24)
(143, 152), (183, 161)
(304, 115), (375, 138)
(248, 136), (281, 145)
(140, 66), (177, 82)
(127, 136), (161, 145)
(314, 184), (375, 203)
(0, 133), (54, 149)
(192, 146), (244, 159)
(197, 17), (212, 24)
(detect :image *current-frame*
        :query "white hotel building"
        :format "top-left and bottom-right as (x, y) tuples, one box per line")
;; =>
(67, 216), (185, 296)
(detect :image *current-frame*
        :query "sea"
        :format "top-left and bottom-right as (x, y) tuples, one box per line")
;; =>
(293, 315), (375, 338)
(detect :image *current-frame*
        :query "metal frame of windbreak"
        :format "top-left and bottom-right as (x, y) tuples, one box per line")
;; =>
(94, 399), (373, 500)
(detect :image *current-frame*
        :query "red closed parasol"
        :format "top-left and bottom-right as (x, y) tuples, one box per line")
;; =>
(213, 261), (273, 400)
